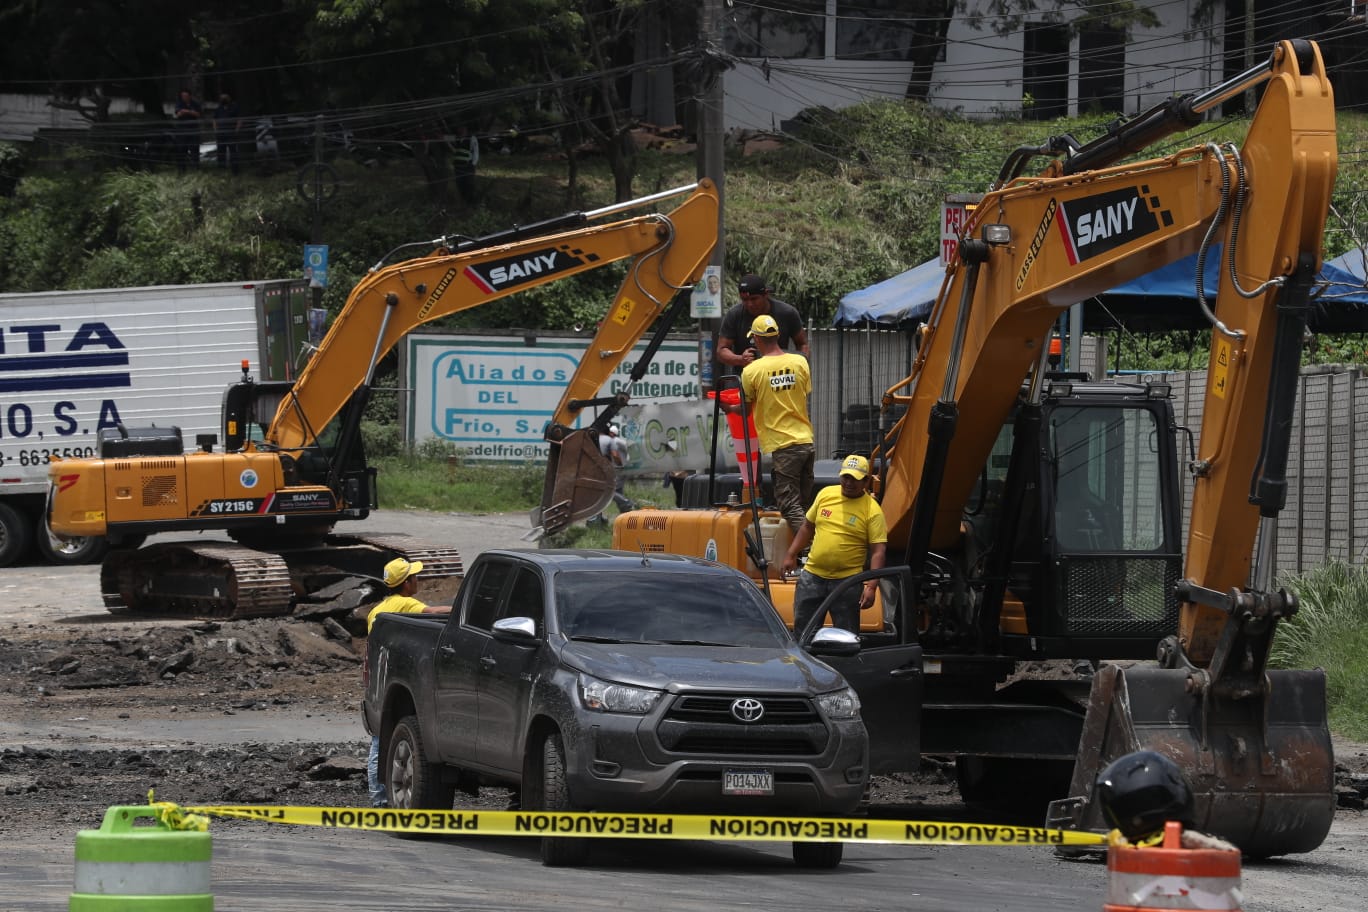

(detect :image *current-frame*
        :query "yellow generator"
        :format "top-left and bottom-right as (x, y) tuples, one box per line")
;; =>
(613, 506), (884, 633)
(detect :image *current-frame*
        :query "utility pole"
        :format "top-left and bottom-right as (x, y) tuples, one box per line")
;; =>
(698, 0), (726, 394)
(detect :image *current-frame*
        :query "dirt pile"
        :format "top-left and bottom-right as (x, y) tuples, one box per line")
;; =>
(0, 616), (361, 706)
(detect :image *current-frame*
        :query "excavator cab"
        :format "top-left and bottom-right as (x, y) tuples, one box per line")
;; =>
(950, 379), (1183, 658)
(1033, 381), (1183, 654)
(222, 379), (293, 452)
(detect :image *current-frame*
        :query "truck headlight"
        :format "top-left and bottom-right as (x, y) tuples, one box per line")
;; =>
(815, 687), (861, 721)
(579, 674), (663, 714)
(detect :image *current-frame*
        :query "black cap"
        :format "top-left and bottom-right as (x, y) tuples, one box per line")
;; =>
(737, 274), (767, 294)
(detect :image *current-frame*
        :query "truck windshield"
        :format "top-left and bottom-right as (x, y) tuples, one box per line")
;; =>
(554, 570), (790, 648)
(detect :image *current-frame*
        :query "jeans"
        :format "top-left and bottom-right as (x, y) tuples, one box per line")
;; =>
(770, 443), (815, 535)
(367, 735), (387, 807)
(791, 568), (860, 636)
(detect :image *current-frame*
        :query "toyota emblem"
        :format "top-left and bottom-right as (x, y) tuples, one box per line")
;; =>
(730, 698), (765, 722)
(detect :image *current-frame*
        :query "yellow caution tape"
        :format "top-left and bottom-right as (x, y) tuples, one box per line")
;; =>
(161, 801), (1107, 846)
(147, 789), (210, 832)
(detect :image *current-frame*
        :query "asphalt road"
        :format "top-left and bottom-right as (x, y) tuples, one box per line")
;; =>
(9, 812), (1367, 912)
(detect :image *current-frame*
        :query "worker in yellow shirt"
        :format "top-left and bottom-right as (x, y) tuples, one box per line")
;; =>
(781, 454), (887, 635)
(364, 558), (445, 806)
(725, 313), (814, 534)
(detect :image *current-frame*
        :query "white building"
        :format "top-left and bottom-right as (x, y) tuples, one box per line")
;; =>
(721, 0), (1224, 131)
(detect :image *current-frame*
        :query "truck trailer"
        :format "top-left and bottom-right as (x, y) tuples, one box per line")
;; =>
(1, 278), (308, 566)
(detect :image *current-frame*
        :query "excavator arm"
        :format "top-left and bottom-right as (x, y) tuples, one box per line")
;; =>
(266, 181), (718, 454)
(879, 40), (1336, 855)
(48, 181), (717, 543)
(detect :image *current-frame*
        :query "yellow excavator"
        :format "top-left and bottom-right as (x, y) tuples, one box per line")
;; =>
(47, 181), (718, 617)
(604, 40), (1339, 856)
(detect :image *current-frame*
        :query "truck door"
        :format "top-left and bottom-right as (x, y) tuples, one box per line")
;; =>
(433, 559), (514, 760)
(811, 568), (923, 774)
(474, 565), (544, 772)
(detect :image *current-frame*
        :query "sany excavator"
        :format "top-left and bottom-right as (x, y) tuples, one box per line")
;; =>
(47, 181), (718, 617)
(607, 40), (1339, 856)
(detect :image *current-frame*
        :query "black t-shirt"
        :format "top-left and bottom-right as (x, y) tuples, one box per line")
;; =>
(718, 299), (804, 373)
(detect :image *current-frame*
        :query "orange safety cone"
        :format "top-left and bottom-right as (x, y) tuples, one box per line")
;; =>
(715, 388), (761, 497)
(1104, 821), (1242, 911)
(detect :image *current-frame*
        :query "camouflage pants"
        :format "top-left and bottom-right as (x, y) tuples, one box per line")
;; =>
(770, 443), (815, 534)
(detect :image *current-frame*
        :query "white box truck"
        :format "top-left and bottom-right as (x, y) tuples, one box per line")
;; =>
(0, 278), (312, 566)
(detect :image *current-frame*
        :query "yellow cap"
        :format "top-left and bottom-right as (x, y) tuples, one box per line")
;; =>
(383, 558), (423, 587)
(840, 455), (869, 480)
(750, 314), (779, 338)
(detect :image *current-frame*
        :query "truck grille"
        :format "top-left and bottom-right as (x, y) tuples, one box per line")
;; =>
(656, 694), (829, 756)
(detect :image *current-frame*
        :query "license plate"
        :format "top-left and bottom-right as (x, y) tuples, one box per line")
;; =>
(723, 769), (774, 796)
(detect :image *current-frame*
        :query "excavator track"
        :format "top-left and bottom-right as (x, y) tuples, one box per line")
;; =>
(102, 543), (295, 619)
(100, 534), (464, 620)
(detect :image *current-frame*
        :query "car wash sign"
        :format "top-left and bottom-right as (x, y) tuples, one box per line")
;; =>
(407, 334), (700, 463)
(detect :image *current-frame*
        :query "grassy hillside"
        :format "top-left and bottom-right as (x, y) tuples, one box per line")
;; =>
(3, 101), (1364, 335)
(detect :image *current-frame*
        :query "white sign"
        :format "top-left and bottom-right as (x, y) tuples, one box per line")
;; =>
(407, 335), (701, 463)
(690, 265), (723, 319)
(615, 400), (725, 473)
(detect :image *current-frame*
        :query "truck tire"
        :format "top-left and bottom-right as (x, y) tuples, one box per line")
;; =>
(386, 715), (455, 813)
(35, 518), (110, 566)
(792, 840), (844, 869)
(538, 731), (589, 867)
(0, 503), (33, 567)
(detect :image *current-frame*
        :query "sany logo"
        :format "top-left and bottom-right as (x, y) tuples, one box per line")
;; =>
(1056, 187), (1168, 265)
(56, 474), (80, 493)
(462, 246), (593, 294)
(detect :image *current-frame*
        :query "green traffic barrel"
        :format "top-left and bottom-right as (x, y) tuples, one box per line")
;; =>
(70, 806), (213, 911)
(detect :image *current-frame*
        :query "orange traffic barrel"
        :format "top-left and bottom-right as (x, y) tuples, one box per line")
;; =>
(710, 389), (761, 487)
(1104, 821), (1242, 911)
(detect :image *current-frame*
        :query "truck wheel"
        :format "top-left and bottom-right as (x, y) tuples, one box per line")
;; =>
(538, 731), (589, 867)
(387, 715), (455, 813)
(0, 503), (33, 567)
(35, 518), (110, 566)
(792, 840), (844, 869)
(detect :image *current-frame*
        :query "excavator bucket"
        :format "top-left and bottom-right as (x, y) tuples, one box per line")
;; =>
(1047, 664), (1335, 857)
(536, 430), (616, 537)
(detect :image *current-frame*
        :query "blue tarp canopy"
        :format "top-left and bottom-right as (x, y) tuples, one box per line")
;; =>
(833, 257), (945, 328)
(835, 249), (1368, 333)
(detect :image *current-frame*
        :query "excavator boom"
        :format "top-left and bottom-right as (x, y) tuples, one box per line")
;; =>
(47, 181), (718, 615)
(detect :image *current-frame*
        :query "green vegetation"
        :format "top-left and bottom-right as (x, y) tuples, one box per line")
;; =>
(3, 102), (1365, 354)
(1275, 561), (1368, 739)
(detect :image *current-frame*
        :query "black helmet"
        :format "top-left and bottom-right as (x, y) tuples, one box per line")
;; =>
(1095, 750), (1195, 840)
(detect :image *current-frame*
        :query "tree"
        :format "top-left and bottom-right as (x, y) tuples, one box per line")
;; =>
(0, 0), (205, 115)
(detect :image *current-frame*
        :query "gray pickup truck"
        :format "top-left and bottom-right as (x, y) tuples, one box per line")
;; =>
(363, 548), (871, 867)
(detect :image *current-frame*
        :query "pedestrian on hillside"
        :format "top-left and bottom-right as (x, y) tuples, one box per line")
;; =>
(173, 89), (202, 173)
(723, 313), (815, 534)
(717, 273), (808, 375)
(451, 123), (479, 204)
(213, 93), (243, 175)
(361, 558), (445, 807)
(781, 454), (887, 635)
(589, 424), (637, 525)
